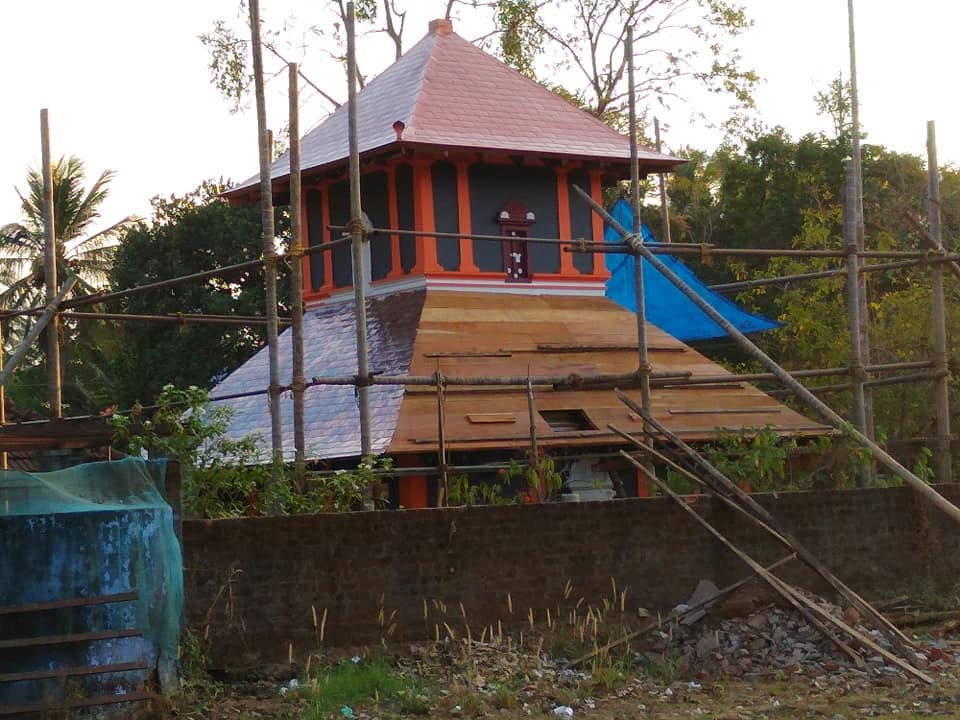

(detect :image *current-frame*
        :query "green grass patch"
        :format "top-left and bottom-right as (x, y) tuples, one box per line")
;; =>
(304, 657), (410, 717)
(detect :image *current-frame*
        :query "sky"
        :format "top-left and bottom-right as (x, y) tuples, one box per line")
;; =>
(2, 1), (958, 236)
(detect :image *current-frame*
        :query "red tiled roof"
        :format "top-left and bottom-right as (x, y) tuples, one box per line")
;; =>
(229, 20), (682, 195)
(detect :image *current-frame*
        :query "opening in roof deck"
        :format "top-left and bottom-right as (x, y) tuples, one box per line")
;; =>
(540, 409), (596, 433)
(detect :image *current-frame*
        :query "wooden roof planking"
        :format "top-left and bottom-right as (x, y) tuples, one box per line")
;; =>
(388, 291), (830, 453)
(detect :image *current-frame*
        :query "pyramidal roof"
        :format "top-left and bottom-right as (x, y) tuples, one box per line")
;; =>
(230, 19), (682, 194)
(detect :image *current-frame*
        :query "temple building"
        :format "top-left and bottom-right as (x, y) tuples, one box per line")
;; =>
(212, 19), (826, 507)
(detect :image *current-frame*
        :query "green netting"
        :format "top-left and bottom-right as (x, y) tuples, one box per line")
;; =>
(0, 458), (183, 659)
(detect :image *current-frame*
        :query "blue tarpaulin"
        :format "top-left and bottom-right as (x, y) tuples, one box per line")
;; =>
(604, 198), (781, 341)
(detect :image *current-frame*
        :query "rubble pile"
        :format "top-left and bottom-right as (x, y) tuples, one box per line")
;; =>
(644, 599), (960, 680)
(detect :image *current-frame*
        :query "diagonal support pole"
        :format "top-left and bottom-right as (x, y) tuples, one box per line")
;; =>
(623, 452), (932, 684)
(0, 275), (78, 391)
(571, 183), (960, 527)
(609, 416), (915, 654)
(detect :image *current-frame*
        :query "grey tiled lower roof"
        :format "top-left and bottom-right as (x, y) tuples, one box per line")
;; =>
(210, 290), (425, 462)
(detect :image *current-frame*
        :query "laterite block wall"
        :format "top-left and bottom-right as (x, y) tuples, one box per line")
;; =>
(182, 485), (960, 667)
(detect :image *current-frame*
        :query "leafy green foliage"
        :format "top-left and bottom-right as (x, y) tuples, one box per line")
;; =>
(198, 20), (251, 114)
(496, 0), (544, 77)
(299, 456), (392, 512)
(108, 180), (289, 407)
(110, 384), (271, 518)
(447, 471), (515, 507)
(664, 427), (795, 494)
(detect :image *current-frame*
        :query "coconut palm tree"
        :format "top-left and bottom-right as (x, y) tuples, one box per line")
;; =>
(0, 156), (135, 413)
(0, 155), (133, 328)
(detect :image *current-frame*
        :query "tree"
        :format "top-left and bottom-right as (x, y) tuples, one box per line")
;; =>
(468, 0), (757, 131)
(201, 0), (758, 136)
(0, 156), (131, 331)
(0, 156), (133, 414)
(665, 126), (960, 454)
(108, 181), (290, 407)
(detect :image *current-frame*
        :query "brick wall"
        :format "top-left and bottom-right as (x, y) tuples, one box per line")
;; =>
(183, 485), (960, 667)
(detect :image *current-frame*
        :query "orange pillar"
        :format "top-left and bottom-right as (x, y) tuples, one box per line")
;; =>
(386, 165), (403, 279)
(300, 198), (311, 294)
(456, 161), (479, 272)
(556, 169), (575, 275)
(320, 184), (333, 289)
(636, 468), (649, 498)
(397, 455), (429, 508)
(413, 162), (442, 274)
(589, 169), (610, 280)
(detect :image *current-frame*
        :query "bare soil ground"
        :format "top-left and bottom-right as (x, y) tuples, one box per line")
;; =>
(159, 604), (960, 720)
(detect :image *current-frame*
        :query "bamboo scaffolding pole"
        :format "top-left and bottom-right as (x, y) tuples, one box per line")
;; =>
(346, 1), (372, 457)
(609, 418), (914, 654)
(927, 120), (952, 482)
(571, 182), (960, 526)
(658, 360), (932, 388)
(526, 373), (539, 496)
(0, 276), (79, 391)
(901, 212), (960, 282)
(709, 258), (929, 293)
(40, 109), (62, 419)
(437, 368), (448, 506)
(622, 453), (873, 671)
(654, 117), (672, 243)
(626, 26), (651, 421)
(248, 0), (284, 491)
(336, 223), (957, 261)
(0, 227), (949, 325)
(622, 452), (931, 683)
(574, 243), (954, 260)
(768, 371), (943, 397)
(58, 312), (289, 326)
(848, 0), (874, 443)
(844, 158), (870, 485)
(0, 233), (348, 323)
(289, 62), (307, 488)
(199, 362), (935, 409)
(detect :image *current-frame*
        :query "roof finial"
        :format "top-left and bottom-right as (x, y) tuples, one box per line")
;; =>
(393, 120), (405, 141)
(429, 18), (453, 35)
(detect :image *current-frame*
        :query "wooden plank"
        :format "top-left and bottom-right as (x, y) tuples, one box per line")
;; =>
(424, 351), (512, 358)
(0, 592), (138, 616)
(668, 408), (782, 416)
(466, 413), (517, 424)
(0, 628), (142, 650)
(0, 660), (148, 684)
(505, 343), (686, 353)
(0, 689), (155, 716)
